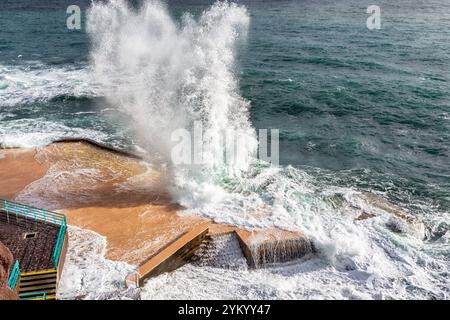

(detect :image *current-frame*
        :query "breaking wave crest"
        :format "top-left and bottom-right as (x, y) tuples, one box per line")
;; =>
(2, 0), (448, 300)
(87, 0), (257, 206)
(84, 0), (449, 299)
(0, 63), (95, 107)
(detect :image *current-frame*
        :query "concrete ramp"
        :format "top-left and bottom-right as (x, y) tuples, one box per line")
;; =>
(126, 223), (209, 287)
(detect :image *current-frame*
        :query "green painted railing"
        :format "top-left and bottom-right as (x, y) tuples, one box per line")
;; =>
(19, 291), (47, 300)
(1, 199), (67, 268)
(7, 260), (20, 290)
(1, 199), (65, 225)
(52, 216), (67, 268)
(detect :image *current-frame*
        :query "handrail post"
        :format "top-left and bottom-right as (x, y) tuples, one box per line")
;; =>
(4, 199), (9, 223)
(14, 202), (18, 223)
(8, 260), (20, 290)
(52, 217), (67, 268)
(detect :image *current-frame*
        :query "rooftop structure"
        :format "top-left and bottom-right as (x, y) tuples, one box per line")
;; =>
(0, 199), (68, 300)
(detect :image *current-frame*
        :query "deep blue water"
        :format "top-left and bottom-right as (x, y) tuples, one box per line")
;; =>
(0, 0), (449, 214)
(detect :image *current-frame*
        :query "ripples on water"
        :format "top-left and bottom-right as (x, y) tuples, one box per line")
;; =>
(1, 0), (449, 299)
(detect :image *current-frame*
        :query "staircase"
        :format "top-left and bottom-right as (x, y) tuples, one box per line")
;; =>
(18, 270), (58, 300)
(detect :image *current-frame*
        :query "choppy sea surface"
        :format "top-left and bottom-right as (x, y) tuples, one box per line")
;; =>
(1, 0), (449, 299)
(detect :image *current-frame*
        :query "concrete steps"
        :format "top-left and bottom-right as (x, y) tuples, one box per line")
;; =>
(19, 270), (57, 299)
(126, 223), (314, 288)
(192, 232), (248, 270)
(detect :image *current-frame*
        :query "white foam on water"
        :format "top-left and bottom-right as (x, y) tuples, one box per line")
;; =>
(141, 204), (449, 300)
(87, 0), (257, 205)
(0, 63), (95, 107)
(0, 119), (109, 148)
(57, 226), (138, 300)
(84, 0), (450, 300)
(170, 165), (449, 299)
(0, 64), (110, 148)
(2, 0), (448, 300)
(15, 143), (137, 209)
(141, 252), (447, 300)
(15, 166), (102, 210)
(193, 233), (249, 270)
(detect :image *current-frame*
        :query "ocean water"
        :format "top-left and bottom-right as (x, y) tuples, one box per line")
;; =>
(1, 0), (449, 299)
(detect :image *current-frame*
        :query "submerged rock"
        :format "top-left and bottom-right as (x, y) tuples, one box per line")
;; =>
(351, 192), (426, 239)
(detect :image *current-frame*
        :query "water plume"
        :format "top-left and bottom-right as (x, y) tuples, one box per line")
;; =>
(87, 0), (257, 205)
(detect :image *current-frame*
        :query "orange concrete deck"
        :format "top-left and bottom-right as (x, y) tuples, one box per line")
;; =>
(0, 148), (49, 200)
(0, 141), (314, 276)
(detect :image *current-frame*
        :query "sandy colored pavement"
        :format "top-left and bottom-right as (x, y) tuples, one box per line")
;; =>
(0, 141), (308, 267)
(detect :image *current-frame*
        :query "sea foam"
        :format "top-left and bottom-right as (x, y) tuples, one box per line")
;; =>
(83, 0), (450, 300)
(4, 0), (448, 300)
(87, 0), (257, 207)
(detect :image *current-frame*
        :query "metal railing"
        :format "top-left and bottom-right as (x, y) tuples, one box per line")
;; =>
(52, 216), (67, 268)
(1, 199), (67, 268)
(19, 291), (47, 300)
(1, 199), (65, 226)
(7, 260), (20, 290)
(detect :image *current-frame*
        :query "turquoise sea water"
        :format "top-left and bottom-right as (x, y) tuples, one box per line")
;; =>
(1, 0), (449, 299)
(1, 0), (448, 214)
